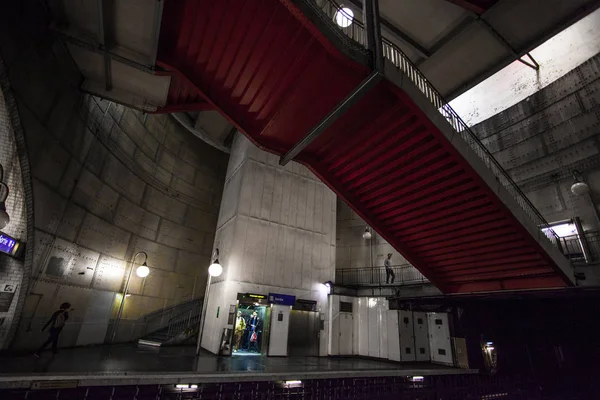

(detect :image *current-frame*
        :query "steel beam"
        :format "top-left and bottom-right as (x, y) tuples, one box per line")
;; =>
(365, 0), (384, 72)
(97, 0), (112, 91)
(149, 0), (164, 65)
(279, 71), (382, 166)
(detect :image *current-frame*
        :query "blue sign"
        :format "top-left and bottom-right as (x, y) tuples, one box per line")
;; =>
(268, 293), (296, 306)
(0, 232), (19, 256)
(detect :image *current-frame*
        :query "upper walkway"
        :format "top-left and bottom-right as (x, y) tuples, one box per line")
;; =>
(157, 0), (574, 293)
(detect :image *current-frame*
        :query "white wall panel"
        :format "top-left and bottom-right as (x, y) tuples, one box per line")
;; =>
(339, 313), (353, 355)
(413, 311), (430, 362)
(386, 310), (400, 362)
(268, 305), (291, 356)
(357, 298), (369, 356)
(378, 300), (388, 360)
(367, 298), (380, 358)
(399, 310), (416, 362)
(428, 312), (453, 365)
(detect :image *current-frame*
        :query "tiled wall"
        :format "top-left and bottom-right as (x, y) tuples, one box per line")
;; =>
(0, 1), (229, 349)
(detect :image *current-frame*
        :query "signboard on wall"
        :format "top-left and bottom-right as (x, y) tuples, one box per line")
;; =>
(0, 232), (21, 258)
(0, 282), (17, 312)
(268, 293), (296, 306)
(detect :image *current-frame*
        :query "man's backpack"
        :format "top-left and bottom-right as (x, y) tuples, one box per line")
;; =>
(54, 310), (66, 329)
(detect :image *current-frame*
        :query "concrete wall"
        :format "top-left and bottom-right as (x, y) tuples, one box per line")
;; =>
(201, 134), (336, 355)
(0, 60), (30, 350)
(336, 198), (408, 271)
(0, 1), (228, 349)
(471, 52), (600, 233)
(450, 8), (600, 127)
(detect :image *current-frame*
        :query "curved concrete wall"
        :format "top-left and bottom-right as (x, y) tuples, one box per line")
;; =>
(0, 2), (228, 349)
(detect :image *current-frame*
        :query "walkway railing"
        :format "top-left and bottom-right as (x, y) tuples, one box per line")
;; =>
(560, 231), (600, 263)
(336, 265), (428, 287)
(310, 0), (562, 250)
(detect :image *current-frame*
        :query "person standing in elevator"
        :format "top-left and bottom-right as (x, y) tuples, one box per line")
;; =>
(246, 311), (262, 353)
(234, 311), (246, 351)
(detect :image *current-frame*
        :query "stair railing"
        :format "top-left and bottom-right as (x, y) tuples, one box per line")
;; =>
(140, 298), (202, 337)
(165, 303), (203, 339)
(309, 0), (561, 249)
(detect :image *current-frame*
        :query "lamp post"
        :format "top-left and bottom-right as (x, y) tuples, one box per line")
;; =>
(111, 251), (149, 344)
(196, 248), (223, 356)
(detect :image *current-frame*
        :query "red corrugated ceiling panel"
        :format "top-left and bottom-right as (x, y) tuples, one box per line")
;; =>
(157, 0), (572, 293)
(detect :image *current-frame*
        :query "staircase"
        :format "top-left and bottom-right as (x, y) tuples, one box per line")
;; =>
(156, 0), (574, 293)
(138, 299), (202, 347)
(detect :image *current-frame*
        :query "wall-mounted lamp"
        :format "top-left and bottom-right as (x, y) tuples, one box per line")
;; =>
(197, 247), (223, 355)
(571, 170), (590, 196)
(0, 164), (10, 229)
(362, 226), (372, 240)
(208, 248), (223, 277)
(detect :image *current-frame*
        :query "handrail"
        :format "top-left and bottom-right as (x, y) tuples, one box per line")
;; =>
(142, 298), (202, 321)
(336, 265), (428, 287)
(310, 0), (561, 250)
(166, 303), (202, 338)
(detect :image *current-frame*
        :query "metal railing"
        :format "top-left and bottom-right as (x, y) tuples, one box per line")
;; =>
(336, 264), (428, 287)
(140, 298), (202, 337)
(166, 305), (202, 338)
(560, 232), (600, 263)
(310, 0), (561, 250)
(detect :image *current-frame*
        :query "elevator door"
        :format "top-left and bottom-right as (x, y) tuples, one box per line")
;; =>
(288, 310), (319, 356)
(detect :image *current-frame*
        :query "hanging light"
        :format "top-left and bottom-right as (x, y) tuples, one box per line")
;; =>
(334, 7), (354, 28)
(362, 226), (372, 240)
(208, 248), (223, 277)
(571, 170), (590, 196)
(136, 261), (150, 277)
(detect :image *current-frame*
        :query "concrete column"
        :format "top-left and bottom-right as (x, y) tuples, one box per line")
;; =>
(201, 134), (336, 355)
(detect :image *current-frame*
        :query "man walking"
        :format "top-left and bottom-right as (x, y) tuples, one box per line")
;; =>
(34, 302), (71, 357)
(384, 253), (395, 284)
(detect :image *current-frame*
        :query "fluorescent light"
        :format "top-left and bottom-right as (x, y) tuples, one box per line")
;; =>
(284, 380), (302, 385)
(410, 376), (424, 382)
(175, 384), (198, 389)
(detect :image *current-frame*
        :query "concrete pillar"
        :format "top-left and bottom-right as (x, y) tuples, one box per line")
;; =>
(200, 134), (336, 355)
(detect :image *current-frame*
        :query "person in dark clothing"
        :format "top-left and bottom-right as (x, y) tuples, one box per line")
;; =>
(385, 253), (395, 284)
(34, 302), (71, 357)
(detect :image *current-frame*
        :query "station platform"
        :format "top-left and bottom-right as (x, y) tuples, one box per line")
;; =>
(0, 344), (476, 389)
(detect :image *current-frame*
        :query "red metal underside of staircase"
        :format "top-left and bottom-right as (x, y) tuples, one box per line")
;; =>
(157, 0), (571, 293)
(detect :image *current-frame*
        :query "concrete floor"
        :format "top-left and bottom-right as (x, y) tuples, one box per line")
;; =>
(0, 345), (475, 388)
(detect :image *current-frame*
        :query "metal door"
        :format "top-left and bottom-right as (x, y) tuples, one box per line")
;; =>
(339, 313), (353, 355)
(288, 310), (319, 356)
(413, 311), (430, 361)
(428, 312), (453, 365)
(399, 310), (416, 362)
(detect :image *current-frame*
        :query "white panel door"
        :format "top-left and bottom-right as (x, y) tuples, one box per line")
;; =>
(367, 300), (380, 358)
(331, 312), (340, 355)
(378, 303), (389, 360)
(357, 298), (369, 356)
(339, 313), (353, 355)
(268, 305), (291, 356)
(399, 310), (416, 362)
(413, 311), (430, 362)
(428, 312), (453, 365)
(386, 310), (400, 362)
